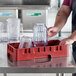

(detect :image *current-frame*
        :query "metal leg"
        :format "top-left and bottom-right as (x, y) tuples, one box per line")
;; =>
(4, 73), (7, 76)
(58, 31), (61, 37)
(56, 73), (64, 76)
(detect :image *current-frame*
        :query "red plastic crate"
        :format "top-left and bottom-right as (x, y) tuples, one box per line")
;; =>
(7, 40), (69, 61)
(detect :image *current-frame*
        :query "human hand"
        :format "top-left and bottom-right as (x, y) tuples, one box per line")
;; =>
(59, 38), (74, 45)
(47, 27), (59, 37)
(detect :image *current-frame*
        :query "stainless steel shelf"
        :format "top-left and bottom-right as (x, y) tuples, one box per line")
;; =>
(0, 0), (50, 5)
(0, 5), (50, 10)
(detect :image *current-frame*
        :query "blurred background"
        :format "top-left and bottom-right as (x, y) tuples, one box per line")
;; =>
(0, 0), (73, 76)
(0, 0), (72, 37)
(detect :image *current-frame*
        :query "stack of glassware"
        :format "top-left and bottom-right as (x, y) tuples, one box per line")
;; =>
(0, 18), (23, 43)
(19, 23), (48, 48)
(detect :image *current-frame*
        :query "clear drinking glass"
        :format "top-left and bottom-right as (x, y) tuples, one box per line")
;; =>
(7, 18), (20, 41)
(0, 22), (8, 42)
(20, 23), (23, 39)
(19, 36), (32, 48)
(33, 23), (48, 47)
(0, 22), (4, 42)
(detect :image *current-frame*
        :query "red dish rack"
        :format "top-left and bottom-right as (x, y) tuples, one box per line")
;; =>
(7, 40), (69, 62)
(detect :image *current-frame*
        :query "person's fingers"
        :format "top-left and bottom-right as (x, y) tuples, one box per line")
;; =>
(47, 33), (53, 37)
(47, 30), (50, 37)
(47, 28), (53, 34)
(60, 39), (70, 45)
(47, 28), (54, 37)
(59, 38), (74, 45)
(59, 41), (62, 45)
(47, 27), (58, 37)
(47, 27), (52, 30)
(59, 41), (66, 45)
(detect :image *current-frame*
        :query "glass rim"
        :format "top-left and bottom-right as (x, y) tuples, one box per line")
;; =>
(35, 23), (46, 26)
(7, 18), (20, 22)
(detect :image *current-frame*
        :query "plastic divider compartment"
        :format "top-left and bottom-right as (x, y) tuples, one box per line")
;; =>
(17, 48), (34, 61)
(7, 40), (69, 61)
(7, 43), (17, 62)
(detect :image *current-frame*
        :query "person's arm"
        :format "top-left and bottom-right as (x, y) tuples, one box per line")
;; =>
(54, 5), (71, 31)
(69, 31), (76, 42)
(60, 31), (76, 45)
(48, 5), (71, 37)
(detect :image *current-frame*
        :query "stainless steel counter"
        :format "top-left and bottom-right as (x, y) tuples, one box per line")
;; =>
(0, 42), (76, 73)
